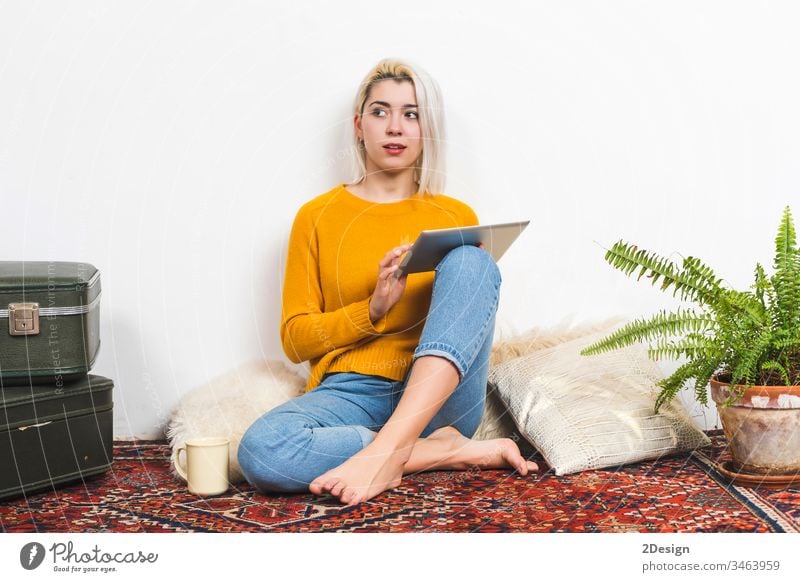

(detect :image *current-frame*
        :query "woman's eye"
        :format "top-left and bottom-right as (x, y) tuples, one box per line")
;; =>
(370, 109), (418, 119)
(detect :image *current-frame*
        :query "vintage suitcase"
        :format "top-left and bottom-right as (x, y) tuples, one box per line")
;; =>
(0, 374), (113, 501)
(0, 261), (101, 386)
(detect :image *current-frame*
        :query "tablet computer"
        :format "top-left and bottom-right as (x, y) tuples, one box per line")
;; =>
(395, 220), (530, 277)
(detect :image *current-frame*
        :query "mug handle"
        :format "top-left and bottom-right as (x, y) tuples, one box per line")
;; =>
(175, 446), (188, 481)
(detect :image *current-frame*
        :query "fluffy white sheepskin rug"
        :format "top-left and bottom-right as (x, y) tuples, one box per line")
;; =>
(167, 359), (306, 484)
(167, 315), (625, 484)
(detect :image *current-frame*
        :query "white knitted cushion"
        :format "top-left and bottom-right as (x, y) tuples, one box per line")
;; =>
(487, 328), (711, 475)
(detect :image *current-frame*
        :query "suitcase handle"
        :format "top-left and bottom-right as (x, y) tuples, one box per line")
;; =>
(17, 421), (53, 431)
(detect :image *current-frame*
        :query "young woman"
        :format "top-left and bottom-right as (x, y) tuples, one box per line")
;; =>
(238, 58), (538, 506)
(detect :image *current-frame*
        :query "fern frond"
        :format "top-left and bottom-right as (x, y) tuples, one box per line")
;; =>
(754, 262), (788, 332)
(580, 308), (713, 356)
(603, 241), (767, 328)
(771, 206), (800, 332)
(728, 327), (774, 388)
(654, 361), (695, 412)
(753, 262), (768, 310)
(761, 360), (790, 385)
(776, 333), (800, 352)
(720, 289), (769, 328)
(691, 358), (722, 407)
(773, 205), (798, 278)
(603, 241), (723, 306)
(653, 357), (721, 412)
(647, 334), (721, 361)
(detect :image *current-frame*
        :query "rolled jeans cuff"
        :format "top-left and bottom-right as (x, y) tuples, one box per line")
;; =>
(352, 425), (377, 448)
(412, 342), (468, 381)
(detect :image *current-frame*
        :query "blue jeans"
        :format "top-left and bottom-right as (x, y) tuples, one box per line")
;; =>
(238, 244), (502, 493)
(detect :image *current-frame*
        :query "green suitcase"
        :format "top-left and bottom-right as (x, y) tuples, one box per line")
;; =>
(0, 261), (101, 386)
(0, 374), (113, 501)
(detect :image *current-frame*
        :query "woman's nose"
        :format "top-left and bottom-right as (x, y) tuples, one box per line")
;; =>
(387, 112), (402, 134)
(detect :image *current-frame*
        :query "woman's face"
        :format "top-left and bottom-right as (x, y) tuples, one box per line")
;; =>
(355, 79), (422, 178)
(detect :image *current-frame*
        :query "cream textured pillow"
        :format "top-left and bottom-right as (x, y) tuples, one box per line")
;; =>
(487, 328), (711, 475)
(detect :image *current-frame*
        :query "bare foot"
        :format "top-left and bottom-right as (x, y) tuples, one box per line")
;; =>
(308, 439), (411, 506)
(425, 426), (539, 474)
(308, 427), (538, 506)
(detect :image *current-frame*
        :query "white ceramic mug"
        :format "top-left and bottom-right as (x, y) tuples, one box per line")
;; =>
(175, 437), (230, 496)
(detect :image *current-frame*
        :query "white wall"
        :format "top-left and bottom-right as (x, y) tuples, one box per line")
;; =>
(2, 0), (798, 438)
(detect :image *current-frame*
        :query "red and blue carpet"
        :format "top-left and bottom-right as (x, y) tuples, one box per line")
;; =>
(1, 431), (798, 533)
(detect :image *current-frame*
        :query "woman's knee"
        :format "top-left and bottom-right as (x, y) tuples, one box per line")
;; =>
(437, 244), (501, 284)
(237, 414), (311, 493)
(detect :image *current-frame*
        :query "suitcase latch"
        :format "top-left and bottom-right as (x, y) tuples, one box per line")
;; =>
(8, 302), (40, 336)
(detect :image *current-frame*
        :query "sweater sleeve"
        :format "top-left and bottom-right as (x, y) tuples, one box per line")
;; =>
(462, 203), (479, 226)
(279, 206), (389, 365)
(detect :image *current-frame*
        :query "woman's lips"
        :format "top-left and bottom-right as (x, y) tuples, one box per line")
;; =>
(383, 145), (406, 155)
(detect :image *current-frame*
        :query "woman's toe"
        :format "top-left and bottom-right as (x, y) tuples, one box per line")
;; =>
(341, 488), (356, 504)
(330, 480), (345, 496)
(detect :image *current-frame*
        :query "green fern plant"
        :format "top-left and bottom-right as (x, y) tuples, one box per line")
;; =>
(581, 206), (800, 412)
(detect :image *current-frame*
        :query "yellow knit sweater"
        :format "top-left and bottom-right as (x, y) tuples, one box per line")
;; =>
(280, 183), (479, 392)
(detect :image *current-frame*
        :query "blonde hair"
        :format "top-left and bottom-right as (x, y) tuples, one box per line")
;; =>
(348, 58), (446, 195)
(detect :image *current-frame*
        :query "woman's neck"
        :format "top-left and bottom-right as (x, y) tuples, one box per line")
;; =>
(347, 169), (418, 203)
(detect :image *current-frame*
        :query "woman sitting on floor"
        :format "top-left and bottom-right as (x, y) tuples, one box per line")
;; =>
(238, 57), (538, 506)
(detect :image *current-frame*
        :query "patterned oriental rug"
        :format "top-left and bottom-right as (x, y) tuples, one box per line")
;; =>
(1, 431), (798, 533)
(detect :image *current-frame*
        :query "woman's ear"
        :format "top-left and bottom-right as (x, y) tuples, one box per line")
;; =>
(353, 113), (363, 142)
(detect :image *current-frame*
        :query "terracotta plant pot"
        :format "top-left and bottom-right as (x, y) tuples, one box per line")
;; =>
(710, 376), (800, 476)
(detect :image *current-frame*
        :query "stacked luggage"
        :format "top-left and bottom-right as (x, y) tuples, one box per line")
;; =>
(0, 261), (113, 501)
